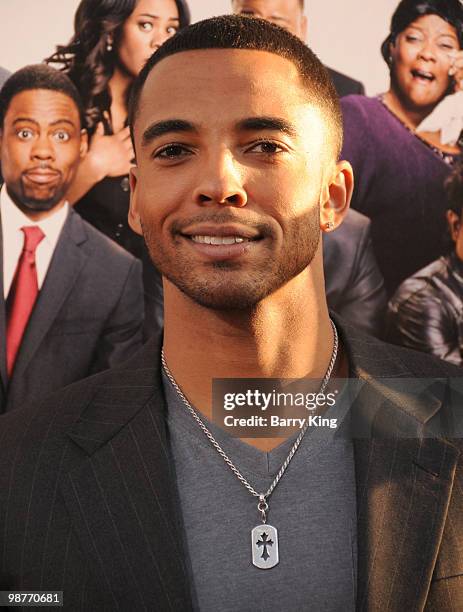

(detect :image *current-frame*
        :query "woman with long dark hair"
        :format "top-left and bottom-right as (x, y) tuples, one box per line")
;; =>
(341, 0), (463, 297)
(47, 0), (191, 257)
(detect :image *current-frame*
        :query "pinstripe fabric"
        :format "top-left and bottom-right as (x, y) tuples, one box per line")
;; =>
(1, 321), (463, 611)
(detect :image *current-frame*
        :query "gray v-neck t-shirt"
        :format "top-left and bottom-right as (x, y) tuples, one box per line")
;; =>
(164, 372), (357, 612)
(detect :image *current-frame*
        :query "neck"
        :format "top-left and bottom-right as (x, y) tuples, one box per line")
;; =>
(162, 252), (340, 450)
(384, 86), (437, 130)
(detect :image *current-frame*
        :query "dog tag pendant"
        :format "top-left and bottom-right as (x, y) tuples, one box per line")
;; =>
(251, 524), (279, 569)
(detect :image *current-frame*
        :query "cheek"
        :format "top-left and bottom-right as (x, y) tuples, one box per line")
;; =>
(118, 30), (147, 73)
(2, 143), (28, 176)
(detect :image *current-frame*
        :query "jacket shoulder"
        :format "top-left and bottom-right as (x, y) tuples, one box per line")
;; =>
(326, 67), (364, 96)
(0, 340), (160, 454)
(339, 317), (463, 378)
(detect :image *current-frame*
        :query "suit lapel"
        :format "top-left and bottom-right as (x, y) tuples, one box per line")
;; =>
(61, 343), (193, 611)
(10, 210), (88, 381)
(340, 324), (461, 611)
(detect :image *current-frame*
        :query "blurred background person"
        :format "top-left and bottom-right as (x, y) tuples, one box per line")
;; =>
(387, 163), (463, 366)
(46, 0), (190, 257)
(231, 0), (364, 97)
(341, 0), (463, 297)
(47, 0), (191, 339)
(0, 65), (144, 413)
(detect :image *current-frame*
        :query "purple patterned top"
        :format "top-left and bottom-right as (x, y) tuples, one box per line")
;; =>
(341, 95), (460, 296)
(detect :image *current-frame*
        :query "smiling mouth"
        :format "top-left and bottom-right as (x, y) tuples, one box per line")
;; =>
(411, 69), (435, 82)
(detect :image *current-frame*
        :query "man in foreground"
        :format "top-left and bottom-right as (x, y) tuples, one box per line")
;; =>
(0, 18), (462, 611)
(0, 65), (143, 412)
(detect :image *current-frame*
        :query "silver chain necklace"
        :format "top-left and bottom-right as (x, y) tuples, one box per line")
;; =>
(161, 318), (338, 570)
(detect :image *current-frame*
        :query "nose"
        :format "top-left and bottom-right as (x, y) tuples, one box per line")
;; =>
(418, 39), (437, 62)
(150, 27), (171, 50)
(30, 134), (54, 161)
(192, 149), (248, 208)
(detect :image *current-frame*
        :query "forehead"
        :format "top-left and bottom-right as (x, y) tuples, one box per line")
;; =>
(127, 0), (179, 18)
(405, 14), (458, 38)
(5, 89), (80, 126)
(135, 49), (321, 139)
(233, 0), (301, 18)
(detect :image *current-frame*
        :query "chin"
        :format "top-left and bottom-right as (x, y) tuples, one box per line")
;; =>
(21, 195), (62, 212)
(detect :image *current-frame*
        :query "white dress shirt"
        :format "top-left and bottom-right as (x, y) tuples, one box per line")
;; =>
(1, 187), (69, 299)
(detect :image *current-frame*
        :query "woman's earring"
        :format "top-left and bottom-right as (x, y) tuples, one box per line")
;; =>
(106, 38), (113, 52)
(325, 221), (335, 231)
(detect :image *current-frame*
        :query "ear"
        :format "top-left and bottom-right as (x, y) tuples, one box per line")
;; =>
(128, 166), (143, 236)
(320, 160), (354, 233)
(446, 209), (460, 243)
(79, 129), (88, 158)
(388, 40), (396, 66)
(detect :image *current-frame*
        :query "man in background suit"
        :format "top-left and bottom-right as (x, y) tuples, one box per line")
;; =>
(0, 65), (143, 412)
(231, 0), (365, 97)
(1, 18), (462, 610)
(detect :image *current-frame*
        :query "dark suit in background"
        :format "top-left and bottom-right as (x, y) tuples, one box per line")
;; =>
(0, 209), (144, 413)
(327, 66), (365, 97)
(324, 209), (386, 336)
(0, 321), (462, 610)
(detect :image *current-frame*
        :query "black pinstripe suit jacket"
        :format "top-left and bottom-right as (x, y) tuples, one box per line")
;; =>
(1, 321), (463, 611)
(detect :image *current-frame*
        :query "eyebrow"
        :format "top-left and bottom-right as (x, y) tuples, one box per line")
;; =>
(141, 116), (297, 146)
(407, 25), (458, 39)
(142, 119), (198, 146)
(12, 117), (76, 128)
(236, 116), (297, 137)
(138, 12), (179, 21)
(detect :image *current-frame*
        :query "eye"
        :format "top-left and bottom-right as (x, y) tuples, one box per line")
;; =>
(439, 42), (457, 50)
(139, 21), (153, 32)
(16, 128), (34, 140)
(53, 130), (71, 142)
(247, 140), (285, 155)
(405, 35), (420, 43)
(166, 25), (178, 35)
(154, 144), (193, 160)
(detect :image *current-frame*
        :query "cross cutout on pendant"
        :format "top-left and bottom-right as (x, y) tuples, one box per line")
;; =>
(256, 532), (274, 561)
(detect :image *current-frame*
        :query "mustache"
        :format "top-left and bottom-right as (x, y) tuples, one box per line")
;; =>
(24, 165), (61, 174)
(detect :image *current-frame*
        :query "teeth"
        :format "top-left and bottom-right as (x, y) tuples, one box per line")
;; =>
(413, 70), (433, 80)
(191, 235), (248, 245)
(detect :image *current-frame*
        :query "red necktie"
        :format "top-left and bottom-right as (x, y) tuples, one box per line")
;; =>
(6, 226), (45, 377)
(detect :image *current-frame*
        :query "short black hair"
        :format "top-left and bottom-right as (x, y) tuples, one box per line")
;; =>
(446, 162), (463, 218)
(381, 0), (463, 65)
(129, 15), (342, 157)
(0, 64), (85, 129)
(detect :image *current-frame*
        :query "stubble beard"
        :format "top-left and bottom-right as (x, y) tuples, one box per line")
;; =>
(141, 208), (320, 311)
